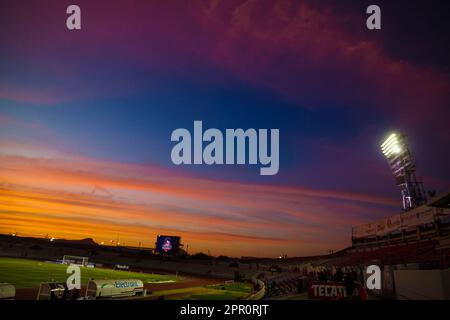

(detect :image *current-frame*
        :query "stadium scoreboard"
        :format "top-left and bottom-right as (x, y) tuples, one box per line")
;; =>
(155, 235), (181, 254)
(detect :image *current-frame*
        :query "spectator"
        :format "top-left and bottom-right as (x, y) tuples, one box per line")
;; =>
(344, 272), (354, 300)
(356, 267), (364, 284)
(334, 267), (343, 282)
(318, 270), (327, 281)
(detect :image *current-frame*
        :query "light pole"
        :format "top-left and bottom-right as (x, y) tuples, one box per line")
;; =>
(381, 132), (426, 210)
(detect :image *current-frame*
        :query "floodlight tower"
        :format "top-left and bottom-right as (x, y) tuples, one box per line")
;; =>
(381, 133), (426, 211)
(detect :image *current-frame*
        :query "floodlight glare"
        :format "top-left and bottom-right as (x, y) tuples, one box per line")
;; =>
(380, 132), (426, 211)
(381, 133), (403, 158)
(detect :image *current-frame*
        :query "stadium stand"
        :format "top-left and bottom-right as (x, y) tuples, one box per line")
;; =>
(319, 239), (450, 269)
(264, 273), (307, 298)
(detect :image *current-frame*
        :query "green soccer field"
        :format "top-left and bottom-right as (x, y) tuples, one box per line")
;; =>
(0, 257), (180, 288)
(148, 282), (253, 300)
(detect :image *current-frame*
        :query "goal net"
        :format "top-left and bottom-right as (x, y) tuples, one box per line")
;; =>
(62, 255), (89, 266)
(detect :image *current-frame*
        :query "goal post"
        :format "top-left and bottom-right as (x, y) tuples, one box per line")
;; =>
(62, 255), (89, 266)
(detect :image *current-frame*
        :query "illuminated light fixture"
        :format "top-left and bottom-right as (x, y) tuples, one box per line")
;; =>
(381, 133), (403, 158)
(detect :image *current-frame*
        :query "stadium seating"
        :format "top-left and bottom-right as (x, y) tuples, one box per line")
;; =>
(264, 273), (305, 298)
(313, 239), (450, 269)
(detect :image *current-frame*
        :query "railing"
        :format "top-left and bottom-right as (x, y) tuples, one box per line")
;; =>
(244, 273), (266, 300)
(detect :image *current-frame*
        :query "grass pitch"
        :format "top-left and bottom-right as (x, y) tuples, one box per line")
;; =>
(0, 257), (179, 288)
(0, 257), (251, 300)
(149, 283), (252, 300)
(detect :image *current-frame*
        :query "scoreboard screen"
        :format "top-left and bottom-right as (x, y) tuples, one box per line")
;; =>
(155, 235), (181, 254)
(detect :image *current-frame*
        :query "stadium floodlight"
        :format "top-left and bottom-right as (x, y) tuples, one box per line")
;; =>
(380, 132), (426, 211)
(381, 133), (404, 158)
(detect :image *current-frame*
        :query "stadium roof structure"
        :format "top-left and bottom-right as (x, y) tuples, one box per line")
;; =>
(427, 189), (450, 208)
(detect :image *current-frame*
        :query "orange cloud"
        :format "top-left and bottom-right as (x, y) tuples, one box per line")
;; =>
(0, 141), (397, 256)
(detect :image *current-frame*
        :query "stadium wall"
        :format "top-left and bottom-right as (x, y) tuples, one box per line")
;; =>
(393, 269), (450, 299)
(352, 204), (450, 247)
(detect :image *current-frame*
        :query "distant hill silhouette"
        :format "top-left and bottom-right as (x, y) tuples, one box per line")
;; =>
(55, 238), (98, 246)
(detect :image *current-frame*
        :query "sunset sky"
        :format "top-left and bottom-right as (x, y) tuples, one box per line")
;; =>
(1, 0), (449, 257)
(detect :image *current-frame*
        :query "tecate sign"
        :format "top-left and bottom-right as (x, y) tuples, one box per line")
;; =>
(308, 282), (368, 300)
